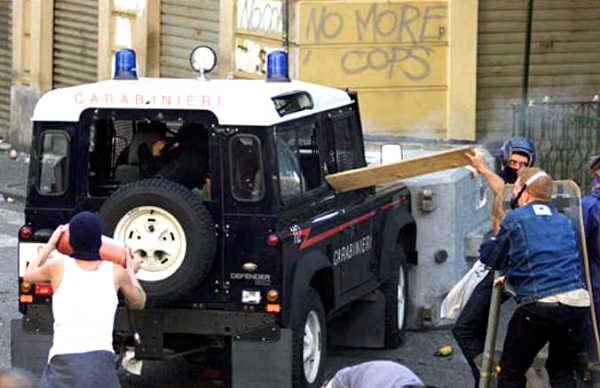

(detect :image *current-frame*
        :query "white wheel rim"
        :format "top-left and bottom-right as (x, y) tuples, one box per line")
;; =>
(114, 206), (187, 282)
(397, 265), (406, 330)
(303, 310), (322, 383)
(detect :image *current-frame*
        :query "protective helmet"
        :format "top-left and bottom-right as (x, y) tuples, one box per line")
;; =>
(499, 136), (536, 168)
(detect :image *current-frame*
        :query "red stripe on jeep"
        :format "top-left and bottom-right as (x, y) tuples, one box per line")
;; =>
(379, 197), (405, 210)
(300, 210), (376, 250)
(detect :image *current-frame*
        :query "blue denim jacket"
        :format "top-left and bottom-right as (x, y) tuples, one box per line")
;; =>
(480, 201), (585, 304)
(583, 190), (600, 293)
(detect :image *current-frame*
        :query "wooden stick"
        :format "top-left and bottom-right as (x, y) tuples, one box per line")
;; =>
(325, 145), (474, 193)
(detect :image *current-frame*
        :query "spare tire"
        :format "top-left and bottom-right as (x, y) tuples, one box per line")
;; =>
(99, 179), (216, 304)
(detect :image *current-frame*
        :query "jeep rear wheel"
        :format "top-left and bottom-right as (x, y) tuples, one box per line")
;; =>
(382, 250), (408, 349)
(114, 206), (187, 282)
(100, 179), (216, 304)
(291, 287), (326, 388)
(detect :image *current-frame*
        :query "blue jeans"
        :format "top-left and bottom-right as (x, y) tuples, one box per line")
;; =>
(498, 302), (589, 388)
(452, 271), (509, 388)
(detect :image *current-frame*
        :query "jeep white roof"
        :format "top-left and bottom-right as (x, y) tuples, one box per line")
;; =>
(32, 78), (353, 126)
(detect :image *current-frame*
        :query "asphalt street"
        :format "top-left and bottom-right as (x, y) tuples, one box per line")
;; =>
(0, 198), (501, 387)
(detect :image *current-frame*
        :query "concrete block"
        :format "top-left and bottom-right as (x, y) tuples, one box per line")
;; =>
(365, 140), (494, 328)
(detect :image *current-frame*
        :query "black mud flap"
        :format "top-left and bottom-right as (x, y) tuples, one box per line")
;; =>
(231, 328), (292, 388)
(328, 289), (386, 348)
(11, 319), (52, 377)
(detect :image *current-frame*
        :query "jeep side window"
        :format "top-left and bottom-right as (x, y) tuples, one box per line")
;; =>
(230, 135), (265, 202)
(331, 112), (362, 172)
(275, 122), (321, 203)
(38, 131), (69, 195)
(276, 130), (303, 202)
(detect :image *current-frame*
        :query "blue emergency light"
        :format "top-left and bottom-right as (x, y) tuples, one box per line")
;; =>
(266, 51), (290, 82)
(113, 49), (138, 80)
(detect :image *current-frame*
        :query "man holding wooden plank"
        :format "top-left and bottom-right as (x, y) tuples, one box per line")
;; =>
(451, 137), (536, 387)
(480, 167), (590, 387)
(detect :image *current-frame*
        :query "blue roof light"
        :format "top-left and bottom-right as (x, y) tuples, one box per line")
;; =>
(114, 49), (138, 80)
(266, 51), (290, 82)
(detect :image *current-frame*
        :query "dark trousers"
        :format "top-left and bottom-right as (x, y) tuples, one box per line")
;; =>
(452, 271), (509, 387)
(39, 350), (120, 388)
(498, 302), (588, 388)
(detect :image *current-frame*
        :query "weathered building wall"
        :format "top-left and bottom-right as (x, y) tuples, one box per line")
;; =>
(477, 0), (600, 143)
(0, 1), (11, 140)
(223, 0), (478, 141)
(9, 0), (52, 151)
(52, 0), (98, 88)
(8, 0), (162, 151)
(160, 0), (220, 78)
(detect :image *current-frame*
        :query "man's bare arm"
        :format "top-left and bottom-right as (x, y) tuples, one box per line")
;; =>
(23, 225), (66, 284)
(116, 250), (146, 310)
(491, 191), (505, 236)
(465, 149), (504, 195)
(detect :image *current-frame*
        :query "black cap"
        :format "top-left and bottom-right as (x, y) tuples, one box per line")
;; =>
(69, 211), (102, 260)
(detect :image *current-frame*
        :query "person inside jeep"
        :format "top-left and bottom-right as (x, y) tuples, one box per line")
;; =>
(141, 122), (210, 191)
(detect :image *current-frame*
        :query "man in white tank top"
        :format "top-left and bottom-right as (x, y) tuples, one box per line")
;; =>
(24, 211), (146, 388)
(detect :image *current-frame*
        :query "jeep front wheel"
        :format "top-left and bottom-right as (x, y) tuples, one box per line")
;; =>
(100, 179), (216, 304)
(382, 251), (408, 349)
(291, 287), (326, 388)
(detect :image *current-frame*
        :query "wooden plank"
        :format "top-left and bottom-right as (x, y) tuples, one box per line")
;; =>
(325, 146), (473, 193)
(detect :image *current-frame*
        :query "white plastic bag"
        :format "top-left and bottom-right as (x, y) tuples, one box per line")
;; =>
(440, 260), (490, 320)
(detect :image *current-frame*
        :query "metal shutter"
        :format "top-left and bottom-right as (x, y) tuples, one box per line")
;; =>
(52, 0), (98, 88)
(160, 0), (220, 78)
(0, 0), (11, 138)
(477, 0), (600, 142)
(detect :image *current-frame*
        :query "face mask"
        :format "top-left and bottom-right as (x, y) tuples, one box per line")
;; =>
(509, 188), (524, 209)
(503, 168), (518, 184)
(510, 171), (548, 209)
